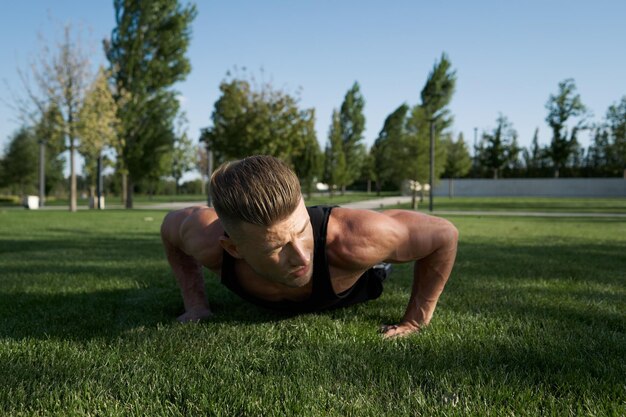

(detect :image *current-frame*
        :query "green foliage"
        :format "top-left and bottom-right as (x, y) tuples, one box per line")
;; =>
(476, 114), (521, 179)
(522, 128), (550, 177)
(0, 127), (38, 194)
(293, 127), (323, 199)
(443, 133), (472, 178)
(202, 76), (317, 171)
(545, 79), (587, 177)
(338, 82), (367, 189)
(77, 67), (119, 190)
(371, 104), (408, 192)
(106, 0), (197, 206)
(33, 104), (67, 194)
(605, 96), (626, 173)
(324, 110), (349, 195)
(166, 116), (197, 194)
(390, 54), (455, 188)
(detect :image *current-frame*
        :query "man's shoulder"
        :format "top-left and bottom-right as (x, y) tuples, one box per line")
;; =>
(162, 206), (224, 264)
(325, 207), (405, 269)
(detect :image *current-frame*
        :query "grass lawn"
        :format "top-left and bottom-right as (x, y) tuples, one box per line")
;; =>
(409, 196), (626, 214)
(0, 208), (624, 416)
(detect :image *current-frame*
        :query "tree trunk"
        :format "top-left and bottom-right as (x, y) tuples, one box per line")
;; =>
(125, 177), (133, 209)
(69, 139), (77, 212)
(121, 173), (127, 205)
(493, 168), (498, 180)
(554, 167), (560, 178)
(341, 185), (346, 196)
(366, 179), (371, 194)
(411, 187), (418, 210)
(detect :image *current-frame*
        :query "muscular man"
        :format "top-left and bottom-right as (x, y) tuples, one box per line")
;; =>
(160, 155), (458, 338)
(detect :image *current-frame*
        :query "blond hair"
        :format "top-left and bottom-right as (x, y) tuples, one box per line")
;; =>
(210, 155), (301, 231)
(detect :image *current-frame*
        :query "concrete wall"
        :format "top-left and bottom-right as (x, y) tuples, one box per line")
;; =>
(433, 178), (626, 198)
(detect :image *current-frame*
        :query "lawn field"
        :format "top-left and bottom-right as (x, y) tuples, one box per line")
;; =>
(0, 208), (624, 416)
(408, 196), (626, 214)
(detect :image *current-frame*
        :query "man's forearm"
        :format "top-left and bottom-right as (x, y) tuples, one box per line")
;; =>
(403, 243), (457, 327)
(166, 247), (210, 313)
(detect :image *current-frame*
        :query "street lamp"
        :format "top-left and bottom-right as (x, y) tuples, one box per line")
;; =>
(203, 136), (214, 207)
(38, 139), (46, 207)
(429, 119), (435, 212)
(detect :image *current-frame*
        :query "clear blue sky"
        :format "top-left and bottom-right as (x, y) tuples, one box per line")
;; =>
(1, 1), (625, 169)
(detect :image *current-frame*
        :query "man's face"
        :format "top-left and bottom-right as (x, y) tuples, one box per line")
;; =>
(232, 198), (315, 287)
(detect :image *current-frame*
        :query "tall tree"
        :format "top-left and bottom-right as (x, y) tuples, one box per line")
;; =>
(76, 67), (119, 197)
(22, 24), (93, 211)
(1, 127), (39, 195)
(202, 74), (317, 172)
(398, 54), (456, 209)
(33, 103), (66, 196)
(324, 110), (349, 197)
(293, 125), (323, 200)
(605, 96), (626, 177)
(443, 132), (472, 178)
(545, 79), (587, 177)
(585, 127), (612, 176)
(478, 114), (519, 179)
(338, 82), (367, 193)
(106, 0), (197, 208)
(372, 103), (408, 194)
(168, 117), (197, 195)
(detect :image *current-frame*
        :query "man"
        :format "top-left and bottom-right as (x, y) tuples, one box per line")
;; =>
(161, 155), (458, 338)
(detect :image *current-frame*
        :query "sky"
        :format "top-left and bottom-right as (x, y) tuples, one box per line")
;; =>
(1, 1), (625, 176)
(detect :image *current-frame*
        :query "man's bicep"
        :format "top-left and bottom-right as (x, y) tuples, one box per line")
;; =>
(380, 210), (455, 263)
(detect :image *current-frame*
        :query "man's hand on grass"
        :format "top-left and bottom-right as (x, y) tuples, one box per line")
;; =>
(380, 321), (421, 339)
(177, 307), (213, 323)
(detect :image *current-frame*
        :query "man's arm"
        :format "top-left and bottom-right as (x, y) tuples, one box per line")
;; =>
(381, 210), (458, 338)
(160, 208), (220, 322)
(332, 208), (458, 338)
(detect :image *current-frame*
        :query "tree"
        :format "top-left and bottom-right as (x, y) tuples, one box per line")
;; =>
(443, 132), (472, 178)
(545, 79), (587, 177)
(371, 103), (409, 195)
(293, 127), (323, 200)
(76, 67), (119, 197)
(605, 96), (626, 176)
(585, 127), (612, 176)
(33, 103), (66, 196)
(338, 82), (367, 193)
(522, 128), (550, 177)
(106, 0), (197, 208)
(18, 24), (93, 211)
(478, 114), (519, 179)
(202, 75), (316, 170)
(168, 117), (197, 195)
(397, 54), (456, 209)
(324, 110), (349, 197)
(1, 127), (38, 195)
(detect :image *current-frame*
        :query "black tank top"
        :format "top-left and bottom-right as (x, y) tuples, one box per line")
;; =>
(220, 205), (384, 313)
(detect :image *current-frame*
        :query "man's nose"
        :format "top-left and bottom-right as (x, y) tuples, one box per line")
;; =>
(288, 239), (310, 266)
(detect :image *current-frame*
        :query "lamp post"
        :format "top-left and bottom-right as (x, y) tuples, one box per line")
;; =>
(96, 151), (103, 209)
(205, 140), (213, 207)
(38, 139), (46, 207)
(429, 119), (435, 212)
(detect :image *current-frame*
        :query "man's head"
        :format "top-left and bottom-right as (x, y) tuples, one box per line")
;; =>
(210, 155), (314, 287)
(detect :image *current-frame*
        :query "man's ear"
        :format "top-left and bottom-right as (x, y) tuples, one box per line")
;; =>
(219, 236), (243, 259)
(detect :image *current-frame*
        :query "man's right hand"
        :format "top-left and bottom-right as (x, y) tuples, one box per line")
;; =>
(177, 307), (213, 323)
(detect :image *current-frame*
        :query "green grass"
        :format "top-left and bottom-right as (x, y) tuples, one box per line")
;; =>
(1, 208), (625, 416)
(409, 196), (626, 214)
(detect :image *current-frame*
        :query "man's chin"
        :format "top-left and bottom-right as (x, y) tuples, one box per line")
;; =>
(282, 270), (313, 288)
